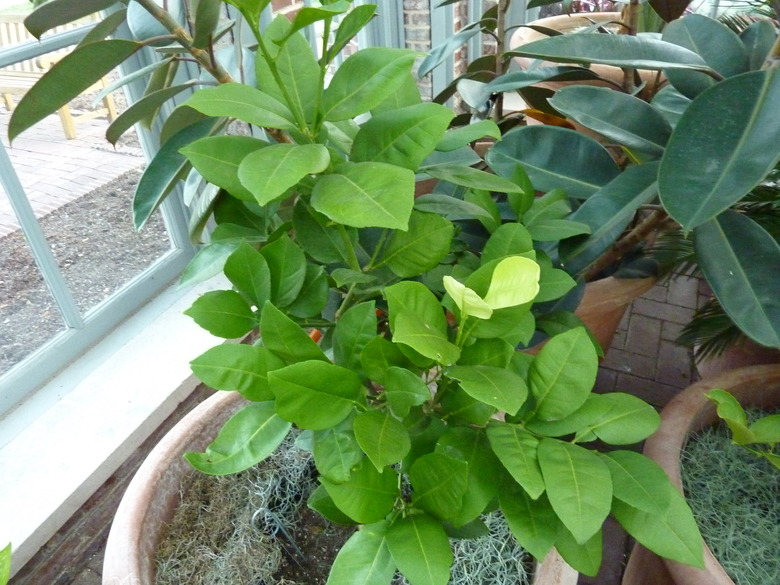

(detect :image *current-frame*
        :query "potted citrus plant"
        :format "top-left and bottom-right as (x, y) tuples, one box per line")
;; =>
(13, 1), (705, 584)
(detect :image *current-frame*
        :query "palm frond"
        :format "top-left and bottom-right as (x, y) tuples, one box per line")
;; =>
(677, 297), (747, 363)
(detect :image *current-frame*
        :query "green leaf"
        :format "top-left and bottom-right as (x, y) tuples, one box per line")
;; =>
(24, 0), (117, 38)
(741, 20), (777, 71)
(261, 28), (320, 123)
(525, 394), (611, 438)
(190, 344), (283, 401)
(486, 421), (545, 499)
(409, 453), (468, 522)
(323, 48), (419, 121)
(602, 451), (671, 515)
(352, 102), (455, 170)
(549, 86), (673, 157)
(659, 70), (780, 229)
(181, 135), (268, 202)
(334, 302), (378, 374)
(223, 0), (271, 22)
(293, 201), (358, 264)
(695, 211), (780, 347)
(439, 389), (496, 427)
(484, 66), (602, 94)
(483, 256), (541, 310)
(422, 164), (524, 194)
(554, 525), (602, 577)
(321, 460), (398, 523)
(446, 365), (527, 415)
(313, 420), (363, 483)
(536, 265), (577, 303)
(436, 427), (501, 526)
(500, 489), (559, 561)
(185, 402), (291, 475)
(588, 393), (660, 444)
(361, 337), (411, 385)
(312, 162), (415, 230)
(481, 223), (534, 265)
(381, 211), (454, 278)
(354, 411), (411, 471)
(0, 543), (10, 585)
(538, 438), (612, 544)
(286, 2), (350, 38)
(393, 311), (460, 366)
(418, 22), (481, 77)
(486, 126), (620, 199)
(270, 360), (364, 429)
(239, 144), (330, 205)
(559, 163), (659, 276)
(529, 328), (598, 421)
(259, 234), (308, 308)
(384, 366), (430, 417)
(259, 302), (327, 363)
(191, 0), (222, 48)
(511, 33), (710, 71)
(180, 242), (238, 287)
(385, 281), (448, 334)
(328, 4), (378, 62)
(413, 193), (496, 223)
(77, 8), (128, 48)
(650, 85), (691, 127)
(612, 484), (704, 568)
(224, 243), (271, 308)
(436, 120), (501, 152)
(9, 39), (142, 142)
(706, 389), (755, 444)
(133, 117), (218, 229)
(326, 521), (396, 585)
(386, 515), (453, 585)
(184, 290), (257, 338)
(308, 484), (358, 524)
(183, 82), (296, 129)
(107, 83), (196, 145)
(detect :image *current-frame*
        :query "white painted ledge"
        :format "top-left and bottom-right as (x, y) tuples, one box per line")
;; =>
(0, 276), (228, 577)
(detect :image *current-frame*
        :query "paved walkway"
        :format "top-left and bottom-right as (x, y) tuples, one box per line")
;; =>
(0, 105), (144, 238)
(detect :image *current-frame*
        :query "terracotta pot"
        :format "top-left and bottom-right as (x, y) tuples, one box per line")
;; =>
(695, 337), (780, 380)
(621, 364), (780, 585)
(510, 13), (661, 92)
(104, 390), (578, 585)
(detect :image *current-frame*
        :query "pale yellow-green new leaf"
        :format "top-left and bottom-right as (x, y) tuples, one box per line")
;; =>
(484, 256), (540, 310)
(443, 276), (493, 320)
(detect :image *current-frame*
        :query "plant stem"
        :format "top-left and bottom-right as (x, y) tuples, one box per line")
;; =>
(493, 0), (510, 122)
(621, 0), (639, 93)
(581, 209), (668, 281)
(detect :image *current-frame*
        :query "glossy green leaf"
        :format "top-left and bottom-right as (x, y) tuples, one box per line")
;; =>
(554, 525), (602, 577)
(589, 393), (660, 444)
(321, 461), (398, 523)
(612, 484), (704, 568)
(422, 164), (524, 194)
(458, 338), (514, 368)
(184, 290), (257, 338)
(484, 66), (602, 94)
(706, 389), (755, 444)
(487, 126), (620, 199)
(372, 72), (423, 114)
(538, 438), (612, 544)
(328, 4), (378, 62)
(381, 211), (454, 278)
(413, 194), (495, 223)
(9, 40), (142, 142)
(436, 427), (501, 526)
(180, 242), (238, 287)
(660, 70), (780, 229)
(286, 265), (328, 319)
(741, 20), (777, 71)
(191, 0), (222, 48)
(602, 451), (671, 515)
(511, 33), (710, 71)
(334, 302), (377, 374)
(224, 243), (271, 308)
(181, 135), (268, 202)
(259, 234), (308, 308)
(107, 83), (196, 145)
(559, 163), (659, 276)
(384, 281), (448, 334)
(750, 415), (780, 444)
(326, 521), (396, 585)
(185, 402), (291, 475)
(549, 86), (672, 157)
(361, 337), (411, 385)
(313, 420), (363, 483)
(387, 514), (452, 585)
(436, 120), (501, 152)
(409, 452), (468, 522)
(486, 422), (545, 499)
(238, 143), (330, 205)
(307, 484), (357, 525)
(259, 302), (327, 363)
(446, 365), (527, 415)
(417, 22), (481, 77)
(439, 389), (496, 427)
(311, 162), (414, 230)
(184, 82), (296, 129)
(529, 328), (598, 421)
(24, 0), (117, 37)
(77, 8), (128, 48)
(190, 344), (283, 401)
(393, 311), (460, 366)
(650, 85), (692, 127)
(384, 367), (430, 418)
(481, 223), (534, 265)
(0, 543), (9, 585)
(695, 210), (780, 347)
(133, 117), (218, 229)
(355, 411), (411, 472)
(484, 256), (541, 310)
(292, 201), (358, 264)
(500, 489), (558, 561)
(323, 48), (419, 121)
(464, 188), (501, 233)
(662, 15), (748, 99)
(536, 264), (577, 303)
(270, 360), (363, 429)
(223, 0), (270, 21)
(352, 102), (454, 170)
(525, 394), (611, 438)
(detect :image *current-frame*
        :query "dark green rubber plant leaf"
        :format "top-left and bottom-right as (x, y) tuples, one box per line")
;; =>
(659, 69), (780, 230)
(695, 210), (780, 348)
(9, 40), (142, 142)
(23, 0), (117, 38)
(740, 20), (777, 71)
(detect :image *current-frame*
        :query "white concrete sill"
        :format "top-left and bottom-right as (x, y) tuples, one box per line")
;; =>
(0, 276), (228, 577)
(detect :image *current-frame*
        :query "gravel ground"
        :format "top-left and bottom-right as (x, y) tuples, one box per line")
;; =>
(0, 168), (170, 376)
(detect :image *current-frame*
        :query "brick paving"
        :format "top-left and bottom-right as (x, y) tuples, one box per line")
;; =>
(0, 106), (144, 238)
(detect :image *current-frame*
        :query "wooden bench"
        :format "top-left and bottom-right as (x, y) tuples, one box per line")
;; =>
(0, 13), (118, 139)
